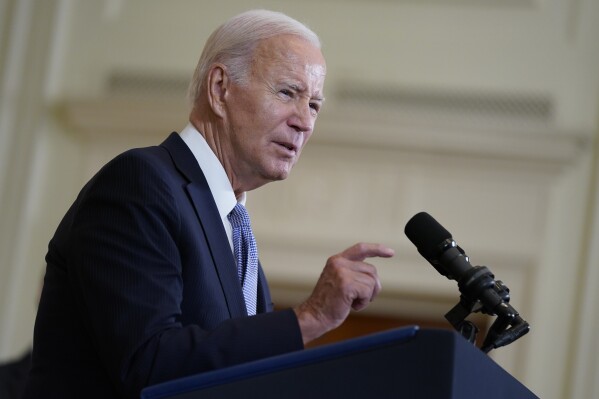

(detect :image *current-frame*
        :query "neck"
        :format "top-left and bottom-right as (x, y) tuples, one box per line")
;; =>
(189, 112), (255, 197)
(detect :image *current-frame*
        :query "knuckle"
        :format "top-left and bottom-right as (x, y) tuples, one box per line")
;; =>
(355, 242), (368, 253)
(326, 254), (345, 270)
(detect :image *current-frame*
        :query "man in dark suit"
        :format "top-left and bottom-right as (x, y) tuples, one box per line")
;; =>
(23, 9), (394, 399)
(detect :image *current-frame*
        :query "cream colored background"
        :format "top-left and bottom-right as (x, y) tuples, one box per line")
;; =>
(1, 1), (598, 398)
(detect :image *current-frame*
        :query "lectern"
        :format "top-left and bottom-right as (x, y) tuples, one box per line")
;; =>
(141, 326), (538, 399)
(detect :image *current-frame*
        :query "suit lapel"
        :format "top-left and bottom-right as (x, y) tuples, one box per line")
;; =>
(161, 133), (248, 318)
(257, 264), (274, 313)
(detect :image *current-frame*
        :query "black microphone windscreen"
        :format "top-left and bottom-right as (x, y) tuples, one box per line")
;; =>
(404, 212), (452, 260)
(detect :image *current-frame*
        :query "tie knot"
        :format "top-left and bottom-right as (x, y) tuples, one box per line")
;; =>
(228, 203), (251, 228)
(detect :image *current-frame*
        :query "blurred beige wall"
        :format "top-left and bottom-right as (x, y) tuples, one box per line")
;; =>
(1, 1), (598, 398)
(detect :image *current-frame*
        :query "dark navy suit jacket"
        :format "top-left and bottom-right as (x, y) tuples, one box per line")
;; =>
(23, 133), (303, 399)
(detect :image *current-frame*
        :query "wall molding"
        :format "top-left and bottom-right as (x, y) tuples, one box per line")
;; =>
(57, 96), (590, 168)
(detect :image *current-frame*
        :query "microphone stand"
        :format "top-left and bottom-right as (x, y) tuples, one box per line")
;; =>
(441, 246), (530, 353)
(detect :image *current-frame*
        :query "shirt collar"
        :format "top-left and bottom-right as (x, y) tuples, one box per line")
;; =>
(179, 123), (245, 220)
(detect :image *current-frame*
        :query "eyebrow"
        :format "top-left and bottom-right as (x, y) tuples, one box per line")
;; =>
(284, 82), (325, 102)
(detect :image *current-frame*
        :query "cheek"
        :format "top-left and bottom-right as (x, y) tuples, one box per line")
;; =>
(264, 97), (294, 120)
(245, 99), (275, 126)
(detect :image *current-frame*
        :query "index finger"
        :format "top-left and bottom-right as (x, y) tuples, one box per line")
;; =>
(341, 242), (395, 262)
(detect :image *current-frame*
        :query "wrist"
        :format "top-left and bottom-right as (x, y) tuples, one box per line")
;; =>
(293, 303), (328, 346)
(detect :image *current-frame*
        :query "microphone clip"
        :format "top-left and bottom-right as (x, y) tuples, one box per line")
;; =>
(444, 262), (530, 353)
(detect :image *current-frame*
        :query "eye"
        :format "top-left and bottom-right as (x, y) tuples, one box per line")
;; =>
(309, 102), (321, 115)
(279, 89), (293, 98)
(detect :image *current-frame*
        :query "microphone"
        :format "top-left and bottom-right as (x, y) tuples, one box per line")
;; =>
(404, 212), (471, 281)
(404, 211), (530, 352)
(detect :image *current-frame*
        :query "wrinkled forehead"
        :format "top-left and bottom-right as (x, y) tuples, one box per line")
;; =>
(252, 35), (326, 77)
(250, 35), (326, 98)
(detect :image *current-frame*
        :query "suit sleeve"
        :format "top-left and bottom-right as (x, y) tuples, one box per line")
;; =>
(66, 150), (303, 398)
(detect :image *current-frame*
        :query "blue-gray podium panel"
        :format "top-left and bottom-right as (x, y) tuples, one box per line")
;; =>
(141, 326), (538, 399)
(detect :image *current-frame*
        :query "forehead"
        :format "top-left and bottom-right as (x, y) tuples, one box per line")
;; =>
(251, 35), (326, 90)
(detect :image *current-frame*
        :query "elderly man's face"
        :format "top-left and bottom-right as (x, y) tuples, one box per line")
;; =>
(222, 34), (326, 190)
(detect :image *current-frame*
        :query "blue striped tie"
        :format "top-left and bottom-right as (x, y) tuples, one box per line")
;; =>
(227, 203), (258, 315)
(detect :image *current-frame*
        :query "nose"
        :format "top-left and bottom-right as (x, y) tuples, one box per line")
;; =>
(288, 101), (315, 134)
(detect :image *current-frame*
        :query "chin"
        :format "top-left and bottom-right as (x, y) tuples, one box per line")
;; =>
(264, 168), (292, 183)
(265, 161), (295, 181)
(271, 171), (291, 181)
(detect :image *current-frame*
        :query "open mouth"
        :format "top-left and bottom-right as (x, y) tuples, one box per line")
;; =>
(275, 141), (297, 153)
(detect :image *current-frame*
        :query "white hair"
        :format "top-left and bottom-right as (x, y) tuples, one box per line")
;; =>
(187, 9), (321, 106)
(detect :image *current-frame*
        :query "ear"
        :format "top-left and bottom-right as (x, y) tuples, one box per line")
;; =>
(206, 63), (229, 118)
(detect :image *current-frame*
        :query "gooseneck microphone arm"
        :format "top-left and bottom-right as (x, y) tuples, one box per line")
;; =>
(404, 212), (530, 353)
